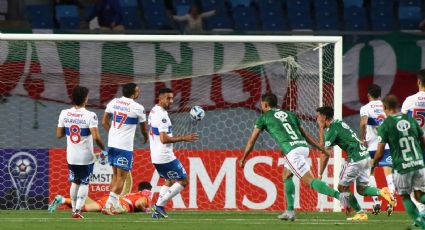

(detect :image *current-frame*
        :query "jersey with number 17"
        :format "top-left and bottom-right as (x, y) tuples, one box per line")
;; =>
(105, 97), (146, 151)
(57, 107), (98, 165)
(401, 91), (425, 131)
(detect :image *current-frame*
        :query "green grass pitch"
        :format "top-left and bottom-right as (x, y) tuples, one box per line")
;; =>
(0, 210), (414, 230)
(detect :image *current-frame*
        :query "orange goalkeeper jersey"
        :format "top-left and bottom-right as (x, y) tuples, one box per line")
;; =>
(96, 189), (151, 213)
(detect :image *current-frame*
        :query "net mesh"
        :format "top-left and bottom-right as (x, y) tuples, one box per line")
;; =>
(0, 38), (336, 211)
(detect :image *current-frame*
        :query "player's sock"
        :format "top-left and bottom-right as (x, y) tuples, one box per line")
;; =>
(310, 179), (339, 199)
(70, 183), (79, 213)
(419, 194), (425, 204)
(348, 194), (362, 212)
(368, 176), (380, 205)
(363, 186), (381, 196)
(284, 178), (295, 211)
(75, 184), (89, 211)
(156, 183), (185, 207)
(410, 193), (425, 212)
(110, 192), (120, 208)
(154, 185), (170, 207)
(403, 196), (425, 227)
(385, 174), (395, 194)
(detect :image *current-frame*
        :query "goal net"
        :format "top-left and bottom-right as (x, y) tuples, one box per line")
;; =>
(0, 34), (342, 211)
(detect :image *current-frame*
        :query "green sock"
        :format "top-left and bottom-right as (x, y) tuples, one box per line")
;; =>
(284, 178), (295, 211)
(348, 194), (362, 212)
(403, 196), (425, 227)
(420, 194), (425, 204)
(363, 186), (381, 196)
(310, 179), (339, 199)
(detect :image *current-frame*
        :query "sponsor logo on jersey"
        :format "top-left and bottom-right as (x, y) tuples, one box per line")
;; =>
(402, 160), (424, 169)
(162, 119), (167, 123)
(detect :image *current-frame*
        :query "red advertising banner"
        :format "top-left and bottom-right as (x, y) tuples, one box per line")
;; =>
(49, 149), (403, 211)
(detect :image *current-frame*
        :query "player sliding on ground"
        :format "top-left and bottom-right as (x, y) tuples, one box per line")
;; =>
(239, 93), (351, 221)
(373, 95), (425, 229)
(316, 106), (396, 221)
(48, 182), (152, 214)
(56, 86), (108, 218)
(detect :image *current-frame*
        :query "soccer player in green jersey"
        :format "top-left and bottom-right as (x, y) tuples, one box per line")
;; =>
(240, 93), (351, 221)
(316, 106), (395, 221)
(373, 95), (425, 229)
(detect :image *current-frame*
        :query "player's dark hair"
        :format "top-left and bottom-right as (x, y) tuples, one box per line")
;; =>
(418, 69), (425, 86)
(367, 84), (381, 99)
(72, 86), (89, 106)
(261, 93), (278, 108)
(316, 106), (334, 120)
(122, 83), (138, 98)
(382, 94), (399, 110)
(159, 87), (173, 96)
(138, 181), (152, 191)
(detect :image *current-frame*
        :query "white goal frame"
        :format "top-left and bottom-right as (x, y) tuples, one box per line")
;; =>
(0, 33), (343, 212)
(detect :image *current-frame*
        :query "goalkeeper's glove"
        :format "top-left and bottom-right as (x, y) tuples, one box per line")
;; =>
(101, 149), (108, 157)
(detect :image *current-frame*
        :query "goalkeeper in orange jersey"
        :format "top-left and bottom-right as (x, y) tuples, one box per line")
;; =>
(48, 182), (152, 214)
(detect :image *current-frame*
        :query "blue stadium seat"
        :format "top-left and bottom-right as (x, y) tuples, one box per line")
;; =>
(315, 10), (339, 30)
(59, 17), (80, 29)
(313, 0), (338, 11)
(121, 7), (142, 29)
(119, 0), (138, 8)
(260, 9), (287, 31)
(399, 0), (422, 7)
(229, 0), (251, 8)
(55, 5), (79, 21)
(172, 0), (194, 8)
(144, 5), (172, 29)
(370, 0), (394, 14)
(205, 14), (233, 30)
(287, 0), (312, 30)
(26, 5), (54, 29)
(343, 0), (363, 8)
(232, 6), (259, 31)
(344, 6), (367, 30)
(371, 8), (395, 31)
(257, 0), (283, 12)
(176, 5), (190, 15)
(201, 0), (227, 11)
(141, 0), (165, 11)
(399, 6), (422, 30)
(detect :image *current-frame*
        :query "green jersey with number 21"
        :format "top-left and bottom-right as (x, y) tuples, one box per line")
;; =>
(378, 113), (425, 174)
(255, 109), (308, 154)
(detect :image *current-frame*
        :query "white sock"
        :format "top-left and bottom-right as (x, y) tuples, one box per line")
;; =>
(385, 174), (395, 194)
(106, 192), (119, 208)
(155, 185), (170, 207)
(369, 176), (380, 205)
(156, 183), (185, 207)
(411, 193), (425, 212)
(75, 184), (89, 211)
(70, 183), (79, 213)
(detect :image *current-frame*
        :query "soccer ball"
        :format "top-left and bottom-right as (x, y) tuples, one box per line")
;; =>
(190, 106), (205, 121)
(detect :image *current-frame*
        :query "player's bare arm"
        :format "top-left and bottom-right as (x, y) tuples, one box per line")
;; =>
(56, 127), (65, 139)
(239, 128), (261, 168)
(300, 126), (329, 156)
(159, 131), (198, 144)
(89, 127), (106, 150)
(359, 115), (368, 146)
(139, 121), (148, 144)
(102, 112), (111, 132)
(371, 143), (385, 169)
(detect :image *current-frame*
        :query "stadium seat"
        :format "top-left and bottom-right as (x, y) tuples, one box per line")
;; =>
(257, 0), (283, 12)
(205, 14), (233, 30)
(399, 6), (422, 30)
(141, 0), (165, 11)
(121, 7), (143, 29)
(287, 0), (312, 30)
(261, 9), (287, 31)
(58, 17), (80, 29)
(55, 5), (79, 21)
(370, 0), (394, 15)
(399, 0), (422, 7)
(344, 6), (367, 30)
(26, 5), (54, 29)
(172, 0), (194, 8)
(232, 6), (259, 31)
(313, 0), (338, 11)
(229, 0), (251, 8)
(176, 5), (190, 15)
(201, 0), (227, 11)
(343, 0), (363, 8)
(315, 10), (339, 30)
(144, 6), (172, 29)
(371, 8), (395, 31)
(119, 0), (138, 8)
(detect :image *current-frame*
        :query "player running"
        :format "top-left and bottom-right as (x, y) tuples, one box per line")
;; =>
(101, 83), (148, 215)
(48, 182), (152, 214)
(359, 84), (395, 215)
(401, 69), (425, 215)
(239, 93), (351, 221)
(316, 106), (396, 221)
(56, 86), (108, 218)
(373, 95), (425, 229)
(149, 88), (198, 219)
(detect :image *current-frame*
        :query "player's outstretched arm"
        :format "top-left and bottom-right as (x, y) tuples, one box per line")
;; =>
(56, 127), (65, 139)
(139, 122), (148, 144)
(102, 112), (111, 132)
(159, 132), (198, 144)
(90, 127), (106, 151)
(240, 128), (261, 168)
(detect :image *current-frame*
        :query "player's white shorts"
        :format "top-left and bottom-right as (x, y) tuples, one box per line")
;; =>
(339, 158), (370, 187)
(282, 146), (310, 178)
(394, 168), (425, 195)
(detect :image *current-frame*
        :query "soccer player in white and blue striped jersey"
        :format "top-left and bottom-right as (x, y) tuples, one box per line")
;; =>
(101, 83), (148, 215)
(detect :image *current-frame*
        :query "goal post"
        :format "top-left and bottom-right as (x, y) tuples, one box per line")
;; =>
(0, 33), (343, 211)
